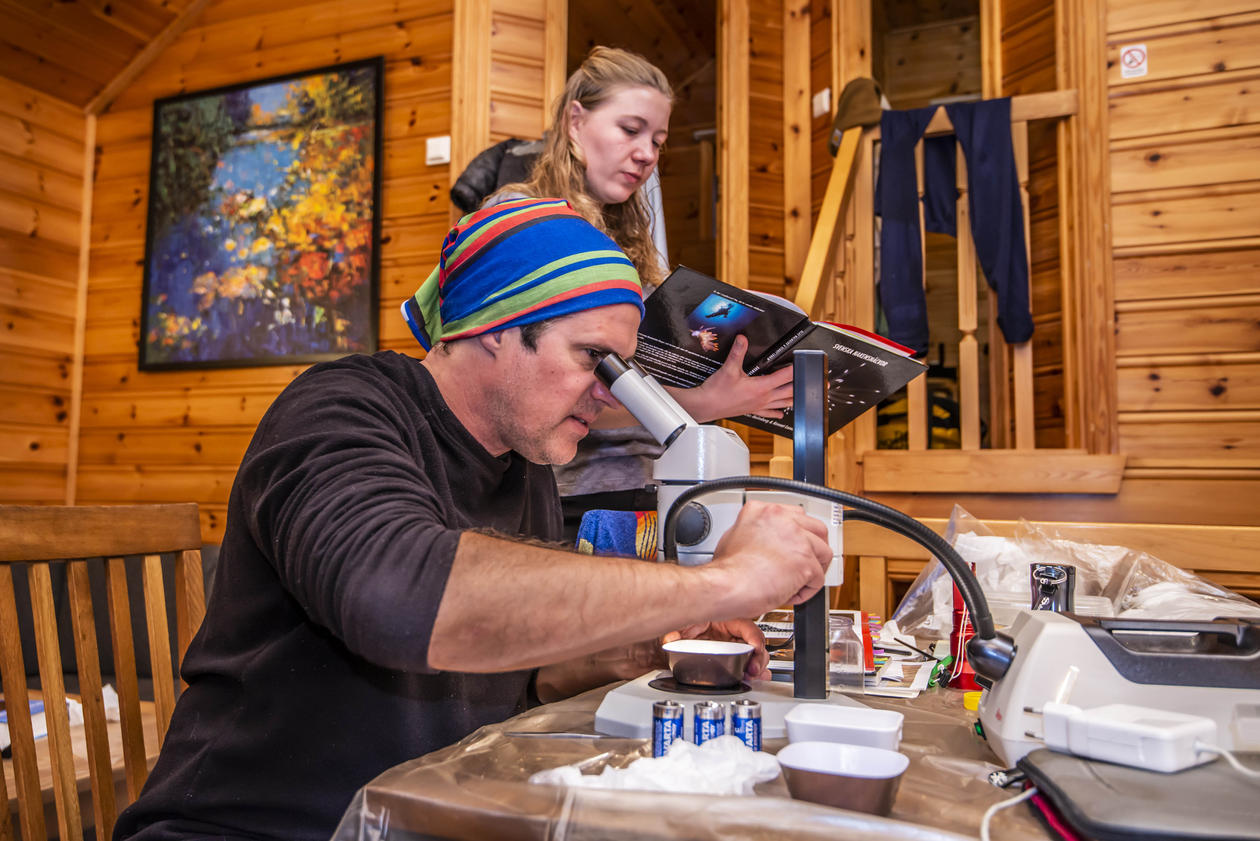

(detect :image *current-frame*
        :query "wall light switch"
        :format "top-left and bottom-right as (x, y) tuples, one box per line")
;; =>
(426, 135), (452, 166)
(811, 87), (831, 119)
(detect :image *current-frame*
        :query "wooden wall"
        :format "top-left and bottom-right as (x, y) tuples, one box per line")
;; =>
(79, 0), (460, 544)
(488, 0), (552, 144)
(0, 78), (84, 505)
(1105, 0), (1260, 516)
(882, 16), (981, 107)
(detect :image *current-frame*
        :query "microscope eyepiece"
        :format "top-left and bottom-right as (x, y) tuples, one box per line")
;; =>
(593, 352), (694, 447)
(595, 353), (633, 386)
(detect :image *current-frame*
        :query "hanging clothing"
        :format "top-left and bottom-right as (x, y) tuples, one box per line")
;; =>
(875, 98), (1034, 356)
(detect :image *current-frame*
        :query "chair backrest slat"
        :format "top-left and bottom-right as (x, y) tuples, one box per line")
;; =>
(27, 563), (84, 841)
(0, 503), (204, 840)
(106, 556), (148, 803)
(67, 561), (117, 838)
(0, 566), (46, 841)
(175, 549), (205, 671)
(141, 554), (176, 747)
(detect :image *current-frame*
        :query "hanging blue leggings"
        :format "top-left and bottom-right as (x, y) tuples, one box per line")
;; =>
(875, 98), (1034, 356)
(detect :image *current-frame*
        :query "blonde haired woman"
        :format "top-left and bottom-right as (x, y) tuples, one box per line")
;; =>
(499, 47), (793, 537)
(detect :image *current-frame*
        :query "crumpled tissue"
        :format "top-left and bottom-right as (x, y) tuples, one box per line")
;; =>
(529, 734), (780, 796)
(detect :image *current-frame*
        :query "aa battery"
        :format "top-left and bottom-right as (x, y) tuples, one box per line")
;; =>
(730, 698), (762, 751)
(652, 700), (684, 757)
(693, 701), (726, 744)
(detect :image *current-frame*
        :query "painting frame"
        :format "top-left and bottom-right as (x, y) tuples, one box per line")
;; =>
(138, 57), (384, 371)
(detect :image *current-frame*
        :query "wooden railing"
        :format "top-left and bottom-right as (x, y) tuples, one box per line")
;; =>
(802, 90), (1125, 494)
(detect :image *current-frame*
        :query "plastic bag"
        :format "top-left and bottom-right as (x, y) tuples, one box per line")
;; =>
(889, 506), (1260, 639)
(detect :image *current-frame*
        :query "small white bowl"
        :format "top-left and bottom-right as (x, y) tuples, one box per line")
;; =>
(776, 741), (910, 815)
(784, 703), (904, 751)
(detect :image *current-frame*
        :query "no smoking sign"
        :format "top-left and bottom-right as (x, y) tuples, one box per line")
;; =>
(1120, 44), (1148, 79)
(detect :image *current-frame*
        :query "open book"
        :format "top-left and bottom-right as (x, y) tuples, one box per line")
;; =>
(635, 266), (927, 437)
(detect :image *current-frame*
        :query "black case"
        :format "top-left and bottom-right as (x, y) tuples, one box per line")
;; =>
(1017, 748), (1260, 841)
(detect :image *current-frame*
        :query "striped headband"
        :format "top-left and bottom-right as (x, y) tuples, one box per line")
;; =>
(401, 197), (644, 351)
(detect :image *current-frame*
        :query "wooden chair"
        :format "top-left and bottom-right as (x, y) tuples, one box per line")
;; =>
(0, 504), (205, 841)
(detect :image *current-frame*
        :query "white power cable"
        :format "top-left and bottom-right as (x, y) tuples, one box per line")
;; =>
(1195, 742), (1260, 782)
(979, 785), (1037, 841)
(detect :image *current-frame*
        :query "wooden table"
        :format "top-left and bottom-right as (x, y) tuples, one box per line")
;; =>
(3, 693), (159, 840)
(329, 683), (1051, 841)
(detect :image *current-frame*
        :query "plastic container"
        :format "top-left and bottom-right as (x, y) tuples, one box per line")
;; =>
(776, 741), (909, 816)
(783, 703), (904, 751)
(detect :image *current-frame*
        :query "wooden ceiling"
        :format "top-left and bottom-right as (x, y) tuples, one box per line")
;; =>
(2, 0), (207, 111)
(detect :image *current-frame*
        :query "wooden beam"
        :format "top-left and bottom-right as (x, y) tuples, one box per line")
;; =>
(980, 0), (1002, 97)
(65, 114), (94, 505)
(85, 0), (214, 116)
(833, 0), (872, 90)
(717, 0), (748, 287)
(782, 0), (811, 297)
(542, 0), (567, 127)
(868, 91), (1080, 141)
(1062, 0), (1119, 454)
(845, 517), (1260, 582)
(861, 450), (1126, 494)
(451, 0), (492, 220)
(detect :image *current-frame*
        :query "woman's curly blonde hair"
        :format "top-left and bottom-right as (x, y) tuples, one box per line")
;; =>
(507, 47), (673, 288)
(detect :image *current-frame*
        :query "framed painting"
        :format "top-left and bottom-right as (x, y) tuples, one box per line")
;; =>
(139, 57), (384, 370)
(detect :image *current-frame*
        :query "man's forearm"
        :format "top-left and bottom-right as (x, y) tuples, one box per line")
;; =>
(427, 531), (730, 673)
(534, 640), (666, 703)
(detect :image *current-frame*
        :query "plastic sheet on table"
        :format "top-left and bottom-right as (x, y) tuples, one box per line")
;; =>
(331, 683), (1050, 841)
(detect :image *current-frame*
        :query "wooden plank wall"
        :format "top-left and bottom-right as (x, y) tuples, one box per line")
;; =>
(488, 0), (550, 144)
(740, 0), (786, 467)
(0, 78), (84, 504)
(1105, 0), (1260, 512)
(883, 16), (982, 105)
(79, 0), (462, 544)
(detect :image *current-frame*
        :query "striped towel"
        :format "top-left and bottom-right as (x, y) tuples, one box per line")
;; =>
(575, 509), (658, 561)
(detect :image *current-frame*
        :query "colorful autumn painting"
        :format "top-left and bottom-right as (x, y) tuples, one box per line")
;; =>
(140, 59), (382, 370)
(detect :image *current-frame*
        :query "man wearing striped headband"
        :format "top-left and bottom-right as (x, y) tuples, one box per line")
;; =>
(403, 197), (646, 465)
(117, 197), (833, 841)
(402, 196), (645, 351)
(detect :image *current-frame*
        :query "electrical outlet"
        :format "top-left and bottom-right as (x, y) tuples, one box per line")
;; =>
(811, 88), (831, 119)
(425, 135), (451, 166)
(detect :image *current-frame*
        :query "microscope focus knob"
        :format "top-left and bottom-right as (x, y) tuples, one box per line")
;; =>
(674, 502), (711, 547)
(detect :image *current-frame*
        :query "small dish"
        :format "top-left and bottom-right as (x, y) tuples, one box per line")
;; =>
(784, 703), (904, 750)
(776, 741), (909, 815)
(663, 639), (753, 688)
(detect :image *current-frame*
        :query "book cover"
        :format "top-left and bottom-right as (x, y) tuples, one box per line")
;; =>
(635, 266), (927, 437)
